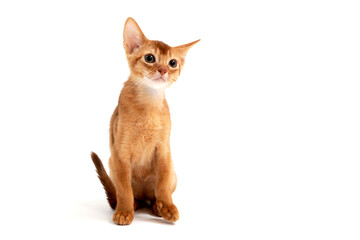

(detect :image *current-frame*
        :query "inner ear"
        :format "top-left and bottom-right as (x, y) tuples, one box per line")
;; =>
(123, 18), (147, 54)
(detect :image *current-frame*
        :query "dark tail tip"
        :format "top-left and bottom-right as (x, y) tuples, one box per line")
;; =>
(91, 152), (102, 170)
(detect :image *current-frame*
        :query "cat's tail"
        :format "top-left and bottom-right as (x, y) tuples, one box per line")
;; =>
(91, 152), (117, 209)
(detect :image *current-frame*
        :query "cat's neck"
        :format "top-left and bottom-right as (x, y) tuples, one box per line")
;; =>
(123, 77), (166, 109)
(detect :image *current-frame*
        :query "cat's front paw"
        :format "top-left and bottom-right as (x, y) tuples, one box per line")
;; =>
(113, 210), (134, 225)
(156, 200), (179, 222)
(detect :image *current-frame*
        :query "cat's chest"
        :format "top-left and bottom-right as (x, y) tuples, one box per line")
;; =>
(135, 113), (162, 130)
(129, 115), (164, 169)
(131, 114), (164, 144)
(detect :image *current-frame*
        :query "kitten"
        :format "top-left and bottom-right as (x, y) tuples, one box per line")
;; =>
(91, 17), (199, 225)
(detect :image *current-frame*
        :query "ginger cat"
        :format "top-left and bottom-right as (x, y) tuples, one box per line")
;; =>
(91, 17), (199, 225)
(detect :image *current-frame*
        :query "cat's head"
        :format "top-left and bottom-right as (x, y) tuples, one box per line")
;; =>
(123, 17), (199, 89)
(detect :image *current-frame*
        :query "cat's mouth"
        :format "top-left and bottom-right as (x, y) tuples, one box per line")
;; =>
(152, 76), (166, 82)
(144, 74), (169, 89)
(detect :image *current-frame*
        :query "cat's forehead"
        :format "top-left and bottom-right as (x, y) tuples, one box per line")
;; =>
(147, 40), (173, 56)
(153, 41), (170, 54)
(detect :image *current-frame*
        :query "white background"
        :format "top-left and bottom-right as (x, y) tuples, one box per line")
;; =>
(0, 0), (359, 239)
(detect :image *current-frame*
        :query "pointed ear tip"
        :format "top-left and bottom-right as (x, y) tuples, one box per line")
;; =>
(126, 17), (135, 22)
(124, 17), (145, 36)
(190, 39), (201, 46)
(124, 17), (138, 27)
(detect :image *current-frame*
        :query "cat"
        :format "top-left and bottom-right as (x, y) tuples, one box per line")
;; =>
(91, 17), (199, 225)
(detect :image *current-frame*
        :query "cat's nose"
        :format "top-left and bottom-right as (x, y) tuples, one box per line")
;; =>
(158, 66), (167, 76)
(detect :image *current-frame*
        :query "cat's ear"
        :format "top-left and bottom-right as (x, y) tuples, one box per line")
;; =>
(123, 17), (147, 54)
(174, 39), (200, 66)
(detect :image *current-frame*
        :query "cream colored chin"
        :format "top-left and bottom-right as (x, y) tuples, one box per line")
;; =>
(144, 76), (169, 89)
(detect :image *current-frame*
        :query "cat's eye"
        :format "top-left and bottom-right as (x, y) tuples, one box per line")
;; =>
(169, 59), (177, 68)
(144, 54), (155, 63)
